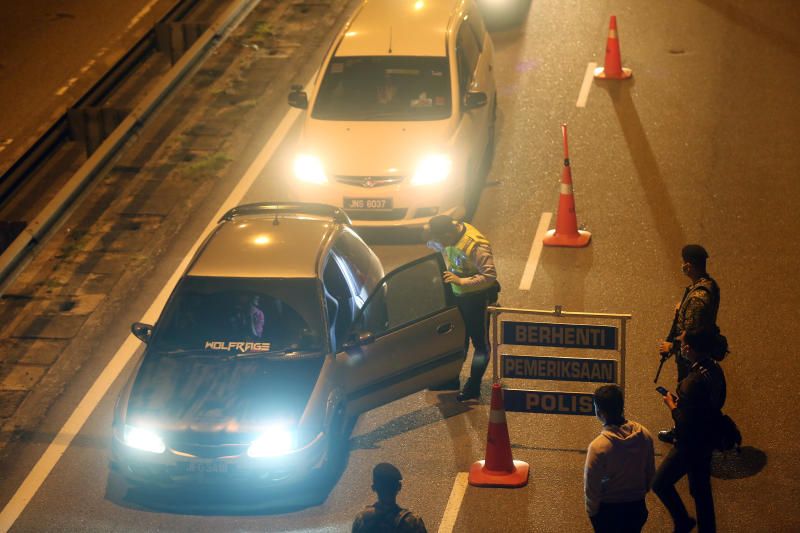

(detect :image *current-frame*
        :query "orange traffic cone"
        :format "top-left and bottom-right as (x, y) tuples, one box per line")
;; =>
(593, 15), (632, 80)
(543, 124), (591, 247)
(468, 384), (530, 487)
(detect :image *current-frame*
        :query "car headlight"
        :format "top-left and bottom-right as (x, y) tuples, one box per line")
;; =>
(123, 425), (166, 454)
(293, 154), (327, 184)
(411, 154), (452, 186)
(247, 424), (296, 458)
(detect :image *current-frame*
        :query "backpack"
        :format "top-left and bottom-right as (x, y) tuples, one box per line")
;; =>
(710, 326), (729, 362)
(714, 413), (742, 452)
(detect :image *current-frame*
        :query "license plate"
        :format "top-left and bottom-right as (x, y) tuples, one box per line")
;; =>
(344, 197), (393, 210)
(181, 461), (229, 474)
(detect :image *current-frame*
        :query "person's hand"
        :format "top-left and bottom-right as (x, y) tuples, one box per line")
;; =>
(658, 341), (672, 355)
(442, 271), (463, 285)
(663, 392), (678, 410)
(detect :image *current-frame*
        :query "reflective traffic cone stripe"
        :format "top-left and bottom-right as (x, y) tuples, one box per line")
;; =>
(543, 124), (591, 248)
(468, 383), (530, 487)
(594, 15), (632, 80)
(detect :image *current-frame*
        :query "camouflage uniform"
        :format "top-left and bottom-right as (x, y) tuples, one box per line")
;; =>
(670, 276), (720, 380)
(352, 501), (428, 533)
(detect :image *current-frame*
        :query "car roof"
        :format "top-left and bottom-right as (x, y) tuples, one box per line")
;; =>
(187, 215), (335, 279)
(335, 0), (462, 58)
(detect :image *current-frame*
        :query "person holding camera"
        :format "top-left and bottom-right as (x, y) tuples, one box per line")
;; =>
(653, 330), (726, 533)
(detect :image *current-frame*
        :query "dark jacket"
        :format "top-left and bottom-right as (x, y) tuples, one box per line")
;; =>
(672, 357), (726, 452)
(352, 501), (427, 533)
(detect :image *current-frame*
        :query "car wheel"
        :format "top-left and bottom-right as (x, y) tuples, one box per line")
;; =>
(320, 402), (350, 477)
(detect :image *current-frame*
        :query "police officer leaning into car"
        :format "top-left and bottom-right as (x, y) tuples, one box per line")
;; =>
(653, 329), (726, 533)
(352, 463), (427, 533)
(425, 215), (499, 401)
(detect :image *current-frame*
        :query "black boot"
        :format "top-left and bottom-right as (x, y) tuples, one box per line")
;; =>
(457, 378), (481, 402)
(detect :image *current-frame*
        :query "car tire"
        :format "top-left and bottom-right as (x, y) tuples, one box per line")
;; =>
(320, 402), (350, 478)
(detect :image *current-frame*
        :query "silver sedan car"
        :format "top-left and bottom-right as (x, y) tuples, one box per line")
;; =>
(111, 203), (465, 488)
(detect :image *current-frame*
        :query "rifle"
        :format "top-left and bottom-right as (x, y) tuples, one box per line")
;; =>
(655, 306), (681, 383)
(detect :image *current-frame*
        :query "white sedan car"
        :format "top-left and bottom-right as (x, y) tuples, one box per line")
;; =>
(288, 0), (497, 227)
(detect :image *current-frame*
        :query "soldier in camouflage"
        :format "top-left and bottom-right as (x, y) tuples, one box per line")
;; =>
(657, 244), (720, 444)
(352, 463), (428, 533)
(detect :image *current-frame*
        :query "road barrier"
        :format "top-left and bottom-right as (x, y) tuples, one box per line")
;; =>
(489, 305), (631, 416)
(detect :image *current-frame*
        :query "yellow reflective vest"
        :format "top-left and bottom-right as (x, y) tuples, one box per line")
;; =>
(443, 223), (496, 296)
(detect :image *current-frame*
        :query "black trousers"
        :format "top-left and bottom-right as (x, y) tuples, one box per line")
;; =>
(590, 500), (648, 533)
(653, 446), (716, 532)
(455, 288), (495, 385)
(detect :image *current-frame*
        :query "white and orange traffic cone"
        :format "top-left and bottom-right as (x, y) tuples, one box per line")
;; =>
(593, 15), (632, 80)
(468, 383), (530, 487)
(543, 124), (591, 248)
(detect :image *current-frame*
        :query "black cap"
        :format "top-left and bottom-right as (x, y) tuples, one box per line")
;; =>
(428, 215), (457, 237)
(681, 244), (709, 266)
(372, 462), (402, 487)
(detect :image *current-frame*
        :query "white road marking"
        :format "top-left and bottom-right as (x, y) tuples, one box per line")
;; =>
(79, 60), (96, 74)
(518, 212), (552, 290)
(0, 139), (11, 154)
(54, 78), (79, 96)
(127, 0), (160, 31)
(438, 472), (469, 533)
(0, 87), (308, 532)
(576, 62), (597, 108)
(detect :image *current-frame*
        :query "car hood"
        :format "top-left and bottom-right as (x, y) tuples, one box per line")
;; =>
(301, 118), (455, 177)
(124, 353), (324, 434)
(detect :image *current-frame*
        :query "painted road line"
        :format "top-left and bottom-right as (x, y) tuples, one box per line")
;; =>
(0, 88), (308, 533)
(518, 212), (552, 291)
(576, 62), (597, 108)
(438, 472), (469, 533)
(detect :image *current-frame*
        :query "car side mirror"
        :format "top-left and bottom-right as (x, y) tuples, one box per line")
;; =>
(342, 331), (375, 350)
(131, 322), (153, 343)
(288, 85), (308, 109)
(464, 90), (487, 110)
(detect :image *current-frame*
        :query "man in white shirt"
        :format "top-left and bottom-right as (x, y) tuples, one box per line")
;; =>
(585, 385), (655, 532)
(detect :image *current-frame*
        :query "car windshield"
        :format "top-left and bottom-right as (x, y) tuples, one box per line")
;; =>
(151, 277), (325, 355)
(312, 56), (452, 121)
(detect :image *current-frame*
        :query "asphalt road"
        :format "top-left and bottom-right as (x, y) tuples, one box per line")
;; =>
(2, 0), (800, 531)
(0, 0), (180, 175)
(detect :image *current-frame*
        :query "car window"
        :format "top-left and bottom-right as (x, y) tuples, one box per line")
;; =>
(465, 10), (485, 51)
(456, 23), (480, 96)
(355, 255), (448, 336)
(312, 56), (452, 121)
(152, 277), (325, 354)
(331, 227), (384, 307)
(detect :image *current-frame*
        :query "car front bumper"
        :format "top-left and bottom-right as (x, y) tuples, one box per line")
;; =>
(110, 431), (328, 488)
(287, 175), (465, 228)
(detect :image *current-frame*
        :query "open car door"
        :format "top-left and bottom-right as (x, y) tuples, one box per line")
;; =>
(337, 253), (466, 415)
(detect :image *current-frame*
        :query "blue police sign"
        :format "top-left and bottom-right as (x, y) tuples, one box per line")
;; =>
(504, 388), (596, 416)
(502, 321), (617, 350)
(502, 355), (617, 383)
